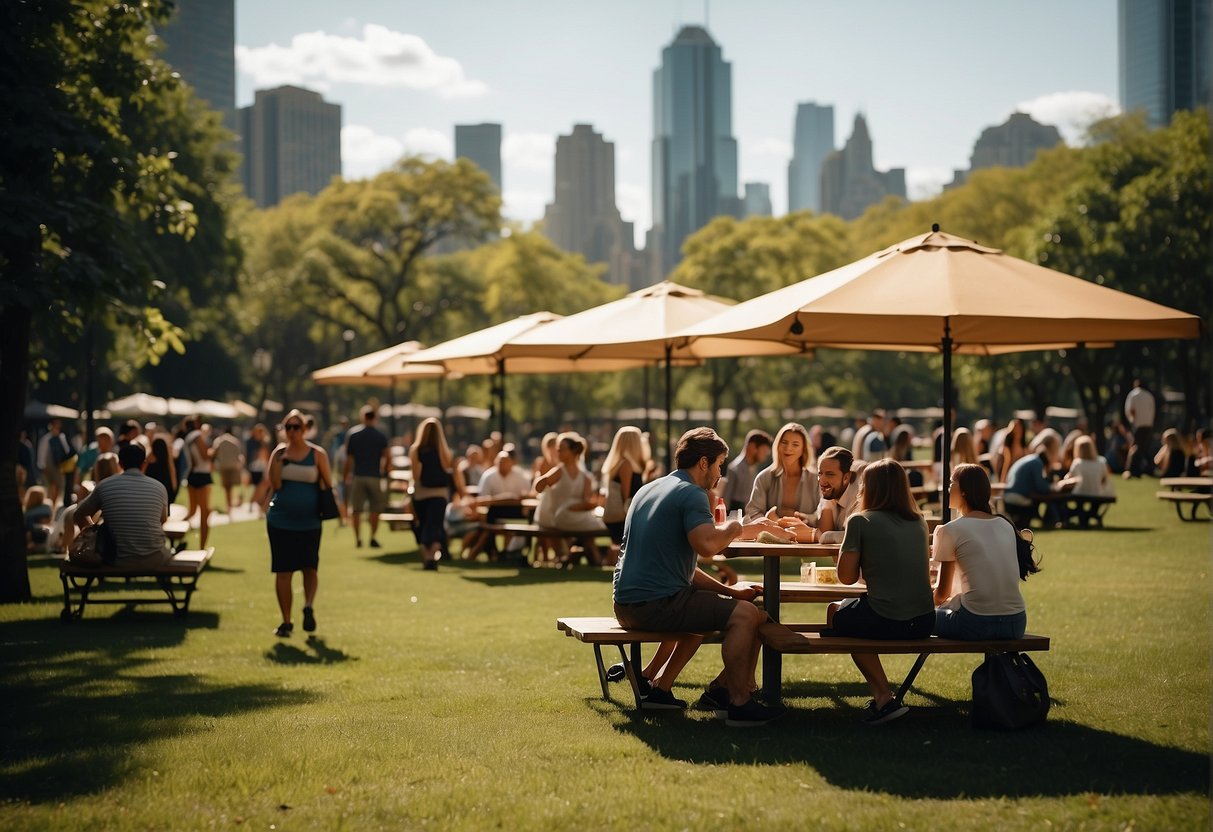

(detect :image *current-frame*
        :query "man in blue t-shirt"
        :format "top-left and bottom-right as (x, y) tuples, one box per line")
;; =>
(343, 406), (391, 548)
(612, 427), (786, 727)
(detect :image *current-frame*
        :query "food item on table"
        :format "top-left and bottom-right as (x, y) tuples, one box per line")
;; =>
(815, 566), (839, 585)
(756, 530), (793, 544)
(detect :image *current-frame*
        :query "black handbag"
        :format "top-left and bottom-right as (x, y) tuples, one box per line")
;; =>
(971, 651), (1050, 730)
(317, 471), (341, 521)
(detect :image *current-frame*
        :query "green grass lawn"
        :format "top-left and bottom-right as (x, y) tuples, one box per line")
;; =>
(1, 477), (1209, 830)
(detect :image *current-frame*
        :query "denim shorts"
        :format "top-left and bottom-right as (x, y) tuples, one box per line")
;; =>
(823, 595), (935, 639)
(934, 603), (1026, 640)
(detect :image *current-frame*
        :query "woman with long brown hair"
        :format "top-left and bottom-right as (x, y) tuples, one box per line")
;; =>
(932, 463), (1034, 641)
(824, 458), (934, 725)
(744, 422), (819, 522)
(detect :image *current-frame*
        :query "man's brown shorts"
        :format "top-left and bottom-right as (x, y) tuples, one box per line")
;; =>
(614, 587), (737, 633)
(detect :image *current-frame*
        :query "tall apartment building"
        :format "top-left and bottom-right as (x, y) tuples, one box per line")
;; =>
(157, 0), (236, 132)
(649, 25), (741, 280)
(819, 114), (905, 221)
(743, 183), (773, 217)
(455, 123), (503, 191)
(542, 124), (642, 289)
(787, 102), (835, 214)
(239, 86), (342, 208)
(947, 113), (1063, 188)
(1119, 0), (1212, 128)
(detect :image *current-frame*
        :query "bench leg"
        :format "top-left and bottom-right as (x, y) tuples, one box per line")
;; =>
(592, 644), (610, 699)
(619, 642), (646, 709)
(891, 653), (931, 707)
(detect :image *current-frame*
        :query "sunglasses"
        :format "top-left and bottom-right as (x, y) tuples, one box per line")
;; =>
(284, 424), (303, 432)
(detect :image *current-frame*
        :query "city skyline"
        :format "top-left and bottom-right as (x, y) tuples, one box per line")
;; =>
(233, 1), (1120, 243)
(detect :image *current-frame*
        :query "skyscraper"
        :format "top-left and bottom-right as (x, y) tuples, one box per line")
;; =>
(455, 123), (503, 191)
(819, 114), (906, 221)
(947, 113), (1063, 188)
(157, 0), (236, 132)
(1119, 0), (1212, 128)
(649, 26), (740, 280)
(240, 86), (342, 208)
(542, 124), (642, 288)
(787, 103), (835, 214)
(743, 183), (773, 217)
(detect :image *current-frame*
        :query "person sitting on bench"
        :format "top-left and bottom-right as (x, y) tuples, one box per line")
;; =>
(612, 427), (788, 726)
(932, 464), (1038, 641)
(823, 458), (935, 726)
(74, 442), (170, 568)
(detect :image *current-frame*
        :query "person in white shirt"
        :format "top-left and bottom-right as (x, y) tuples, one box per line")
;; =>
(931, 464), (1038, 640)
(1062, 436), (1113, 496)
(1123, 378), (1156, 478)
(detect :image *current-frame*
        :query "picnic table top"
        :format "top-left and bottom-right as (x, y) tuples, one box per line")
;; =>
(724, 541), (840, 559)
(1159, 477), (1213, 489)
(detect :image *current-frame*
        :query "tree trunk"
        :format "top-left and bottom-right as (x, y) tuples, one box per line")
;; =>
(0, 301), (33, 602)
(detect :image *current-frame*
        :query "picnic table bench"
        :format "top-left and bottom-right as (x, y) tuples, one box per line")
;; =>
(59, 547), (215, 621)
(759, 622), (1051, 709)
(1007, 492), (1117, 529)
(556, 616), (1050, 716)
(380, 512), (415, 532)
(481, 522), (610, 565)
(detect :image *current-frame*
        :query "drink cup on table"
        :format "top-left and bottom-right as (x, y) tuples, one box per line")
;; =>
(800, 560), (816, 584)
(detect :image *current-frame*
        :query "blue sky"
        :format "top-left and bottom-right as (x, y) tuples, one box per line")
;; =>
(235, 0), (1119, 240)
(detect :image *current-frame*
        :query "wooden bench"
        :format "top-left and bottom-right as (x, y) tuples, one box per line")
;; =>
(759, 622), (1050, 709)
(1008, 493), (1116, 529)
(557, 616), (720, 708)
(59, 547), (215, 621)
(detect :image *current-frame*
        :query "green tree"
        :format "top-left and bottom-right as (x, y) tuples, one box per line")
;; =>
(0, 0), (233, 601)
(1025, 111), (1212, 431)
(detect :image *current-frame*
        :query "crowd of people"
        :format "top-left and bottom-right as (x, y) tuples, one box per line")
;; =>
(17, 380), (1209, 655)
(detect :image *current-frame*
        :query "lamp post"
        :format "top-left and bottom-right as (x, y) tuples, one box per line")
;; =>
(253, 348), (272, 422)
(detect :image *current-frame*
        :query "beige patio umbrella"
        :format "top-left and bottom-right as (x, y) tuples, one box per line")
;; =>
(405, 312), (666, 436)
(678, 226), (1202, 509)
(311, 341), (445, 387)
(509, 281), (797, 462)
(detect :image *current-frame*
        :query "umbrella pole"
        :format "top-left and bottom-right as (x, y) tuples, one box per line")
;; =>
(438, 376), (446, 420)
(942, 321), (953, 523)
(664, 344), (673, 471)
(389, 380), (397, 440)
(497, 360), (506, 440)
(643, 365), (651, 433)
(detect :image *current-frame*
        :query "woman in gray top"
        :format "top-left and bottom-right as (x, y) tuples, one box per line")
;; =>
(744, 423), (820, 522)
(824, 458), (934, 725)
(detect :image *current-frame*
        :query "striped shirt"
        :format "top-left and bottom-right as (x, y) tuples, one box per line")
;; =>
(76, 470), (168, 560)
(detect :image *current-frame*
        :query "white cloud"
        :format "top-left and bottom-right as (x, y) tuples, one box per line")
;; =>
(341, 125), (404, 180)
(751, 138), (792, 158)
(501, 190), (549, 225)
(905, 165), (954, 201)
(402, 127), (452, 160)
(1014, 91), (1121, 145)
(236, 24), (488, 98)
(502, 133), (555, 173)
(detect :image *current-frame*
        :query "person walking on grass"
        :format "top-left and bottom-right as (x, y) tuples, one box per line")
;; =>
(266, 409), (334, 637)
(343, 405), (390, 549)
(611, 426), (788, 726)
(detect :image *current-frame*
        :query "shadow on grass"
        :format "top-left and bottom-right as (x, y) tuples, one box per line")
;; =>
(0, 616), (314, 803)
(265, 635), (355, 665)
(598, 697), (1209, 798)
(459, 563), (615, 587)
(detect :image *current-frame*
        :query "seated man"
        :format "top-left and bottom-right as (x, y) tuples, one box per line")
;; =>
(1004, 433), (1063, 528)
(612, 426), (786, 726)
(777, 446), (861, 543)
(75, 442), (170, 567)
(720, 429), (772, 513)
(466, 450), (534, 560)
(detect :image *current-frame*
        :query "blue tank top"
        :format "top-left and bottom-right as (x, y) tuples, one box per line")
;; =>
(267, 448), (321, 531)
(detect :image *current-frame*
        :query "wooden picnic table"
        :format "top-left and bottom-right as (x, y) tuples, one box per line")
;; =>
(1157, 477), (1212, 521)
(723, 540), (841, 701)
